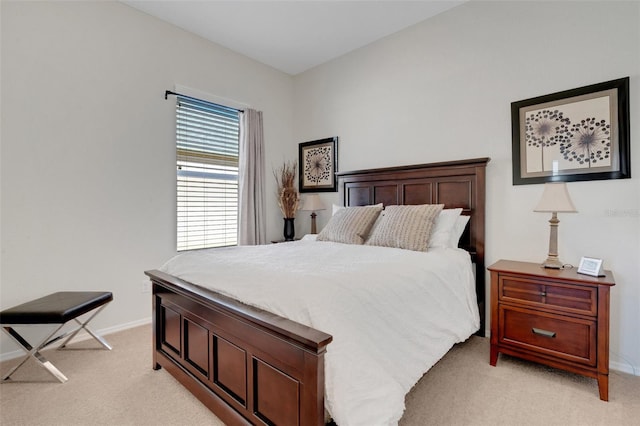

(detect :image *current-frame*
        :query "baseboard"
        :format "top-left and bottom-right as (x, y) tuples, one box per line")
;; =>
(92, 317), (152, 337)
(0, 317), (152, 363)
(610, 360), (639, 376)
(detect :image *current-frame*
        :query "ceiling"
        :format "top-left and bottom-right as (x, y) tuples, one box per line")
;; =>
(122, 1), (465, 75)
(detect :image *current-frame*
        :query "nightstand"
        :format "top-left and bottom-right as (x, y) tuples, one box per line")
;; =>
(488, 259), (615, 401)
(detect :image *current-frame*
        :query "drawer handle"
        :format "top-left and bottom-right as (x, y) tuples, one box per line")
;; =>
(532, 328), (556, 338)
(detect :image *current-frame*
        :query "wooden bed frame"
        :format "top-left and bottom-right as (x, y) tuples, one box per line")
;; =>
(145, 157), (489, 426)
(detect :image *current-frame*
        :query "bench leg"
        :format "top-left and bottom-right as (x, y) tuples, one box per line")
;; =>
(2, 325), (69, 383)
(58, 304), (112, 350)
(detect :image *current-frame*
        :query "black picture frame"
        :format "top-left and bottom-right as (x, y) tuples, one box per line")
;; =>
(298, 137), (338, 193)
(511, 77), (630, 185)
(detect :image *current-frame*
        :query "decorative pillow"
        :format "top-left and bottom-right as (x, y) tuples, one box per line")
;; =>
(448, 215), (470, 248)
(332, 203), (383, 216)
(428, 208), (463, 249)
(368, 208), (385, 235)
(317, 204), (383, 245)
(365, 204), (444, 251)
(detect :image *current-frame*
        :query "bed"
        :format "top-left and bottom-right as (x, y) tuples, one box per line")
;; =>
(145, 157), (489, 426)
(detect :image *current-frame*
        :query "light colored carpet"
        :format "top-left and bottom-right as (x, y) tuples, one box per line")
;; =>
(0, 325), (638, 425)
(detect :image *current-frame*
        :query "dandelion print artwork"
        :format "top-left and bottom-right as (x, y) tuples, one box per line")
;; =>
(559, 118), (611, 167)
(304, 147), (331, 185)
(524, 99), (612, 173)
(298, 137), (338, 192)
(525, 109), (571, 170)
(512, 77), (629, 185)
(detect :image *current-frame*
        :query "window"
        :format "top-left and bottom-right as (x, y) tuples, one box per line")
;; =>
(176, 95), (240, 251)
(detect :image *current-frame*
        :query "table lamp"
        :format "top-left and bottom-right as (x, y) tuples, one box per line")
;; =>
(301, 194), (326, 234)
(534, 182), (577, 269)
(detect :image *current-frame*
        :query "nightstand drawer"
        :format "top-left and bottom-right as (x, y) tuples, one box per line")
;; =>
(499, 276), (597, 316)
(499, 305), (596, 366)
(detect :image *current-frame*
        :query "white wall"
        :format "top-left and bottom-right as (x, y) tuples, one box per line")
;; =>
(0, 1), (294, 357)
(293, 1), (640, 374)
(2, 1), (638, 375)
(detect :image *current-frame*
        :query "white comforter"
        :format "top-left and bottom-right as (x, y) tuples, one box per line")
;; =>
(160, 239), (479, 426)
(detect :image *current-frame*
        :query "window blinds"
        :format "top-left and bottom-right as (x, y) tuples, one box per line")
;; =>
(176, 96), (240, 251)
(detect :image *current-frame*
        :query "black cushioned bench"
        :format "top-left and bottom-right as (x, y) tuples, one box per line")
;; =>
(0, 291), (113, 383)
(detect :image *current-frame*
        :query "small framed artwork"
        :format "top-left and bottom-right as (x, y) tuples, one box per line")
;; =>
(577, 256), (605, 277)
(298, 137), (338, 193)
(511, 77), (630, 185)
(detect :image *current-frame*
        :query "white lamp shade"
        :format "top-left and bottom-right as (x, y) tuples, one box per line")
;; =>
(301, 194), (326, 212)
(534, 183), (577, 213)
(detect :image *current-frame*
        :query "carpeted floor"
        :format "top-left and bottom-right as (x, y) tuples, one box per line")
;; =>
(0, 325), (638, 425)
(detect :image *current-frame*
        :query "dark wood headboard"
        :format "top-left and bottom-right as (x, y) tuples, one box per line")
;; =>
(336, 157), (490, 336)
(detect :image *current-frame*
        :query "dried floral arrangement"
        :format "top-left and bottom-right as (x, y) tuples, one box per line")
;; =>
(274, 161), (300, 218)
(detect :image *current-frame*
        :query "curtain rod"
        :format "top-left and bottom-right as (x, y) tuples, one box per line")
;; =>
(164, 90), (244, 113)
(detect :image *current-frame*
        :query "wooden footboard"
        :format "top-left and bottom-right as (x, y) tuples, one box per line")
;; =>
(145, 270), (333, 426)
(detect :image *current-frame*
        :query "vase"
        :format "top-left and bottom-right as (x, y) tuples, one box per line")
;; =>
(283, 218), (295, 241)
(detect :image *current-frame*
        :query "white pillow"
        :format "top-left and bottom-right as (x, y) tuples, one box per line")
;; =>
(428, 208), (463, 249)
(449, 215), (470, 248)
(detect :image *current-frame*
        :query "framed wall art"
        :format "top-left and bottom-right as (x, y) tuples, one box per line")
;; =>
(511, 77), (630, 185)
(298, 137), (338, 192)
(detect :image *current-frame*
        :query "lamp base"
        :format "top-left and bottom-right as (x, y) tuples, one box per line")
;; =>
(542, 212), (564, 269)
(541, 256), (564, 269)
(310, 212), (317, 234)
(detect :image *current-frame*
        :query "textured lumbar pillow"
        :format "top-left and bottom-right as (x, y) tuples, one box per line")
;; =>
(317, 204), (383, 245)
(365, 204), (444, 251)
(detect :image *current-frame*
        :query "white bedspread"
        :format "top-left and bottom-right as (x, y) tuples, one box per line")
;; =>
(160, 239), (479, 426)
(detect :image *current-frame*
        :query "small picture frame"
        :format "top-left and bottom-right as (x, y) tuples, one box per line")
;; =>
(577, 256), (605, 277)
(298, 137), (338, 193)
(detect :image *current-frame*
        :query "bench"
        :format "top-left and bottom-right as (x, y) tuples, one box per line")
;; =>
(0, 291), (113, 383)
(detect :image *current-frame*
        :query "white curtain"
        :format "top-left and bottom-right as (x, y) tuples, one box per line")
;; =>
(238, 109), (267, 245)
